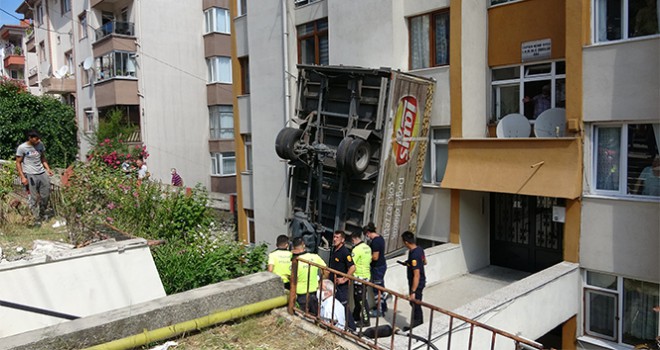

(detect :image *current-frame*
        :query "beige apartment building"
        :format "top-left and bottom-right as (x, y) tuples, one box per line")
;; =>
(15, 0), (237, 194)
(232, 0), (658, 348)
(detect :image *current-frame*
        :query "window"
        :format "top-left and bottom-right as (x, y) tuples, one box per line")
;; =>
(38, 41), (45, 62)
(594, 0), (660, 42)
(205, 7), (230, 34)
(423, 128), (450, 184)
(297, 18), (328, 65)
(209, 105), (234, 140)
(79, 13), (87, 39)
(95, 51), (137, 81)
(244, 135), (252, 171)
(239, 57), (250, 94)
(294, 0), (322, 7)
(409, 9), (450, 70)
(65, 51), (74, 76)
(61, 0), (71, 14)
(9, 69), (24, 80)
(238, 0), (247, 16)
(491, 61), (565, 121)
(84, 109), (95, 132)
(593, 123), (659, 197)
(490, 0), (517, 5)
(207, 56), (232, 83)
(211, 152), (236, 176)
(584, 271), (659, 346)
(36, 4), (44, 26)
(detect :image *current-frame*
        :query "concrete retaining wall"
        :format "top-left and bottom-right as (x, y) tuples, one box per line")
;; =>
(1, 272), (286, 350)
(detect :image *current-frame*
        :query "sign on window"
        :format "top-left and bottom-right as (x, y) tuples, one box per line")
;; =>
(521, 39), (551, 62)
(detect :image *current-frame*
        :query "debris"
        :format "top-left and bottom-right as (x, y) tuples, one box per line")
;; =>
(31, 240), (74, 256)
(16, 247), (24, 253)
(52, 220), (66, 228)
(148, 341), (178, 350)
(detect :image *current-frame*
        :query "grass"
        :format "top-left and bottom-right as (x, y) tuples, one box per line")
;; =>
(153, 312), (347, 350)
(0, 198), (69, 260)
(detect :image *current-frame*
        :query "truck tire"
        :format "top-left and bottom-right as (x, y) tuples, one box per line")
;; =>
(337, 137), (370, 175)
(275, 127), (303, 160)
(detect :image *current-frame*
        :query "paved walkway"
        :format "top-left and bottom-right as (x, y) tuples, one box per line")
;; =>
(364, 265), (531, 331)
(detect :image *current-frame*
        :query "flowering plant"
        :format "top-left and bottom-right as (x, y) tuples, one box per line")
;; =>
(87, 137), (149, 170)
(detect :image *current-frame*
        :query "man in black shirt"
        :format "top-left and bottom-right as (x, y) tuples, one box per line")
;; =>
(402, 231), (426, 331)
(365, 222), (388, 317)
(329, 230), (356, 331)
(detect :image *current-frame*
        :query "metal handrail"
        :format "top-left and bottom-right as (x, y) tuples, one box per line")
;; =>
(289, 257), (549, 350)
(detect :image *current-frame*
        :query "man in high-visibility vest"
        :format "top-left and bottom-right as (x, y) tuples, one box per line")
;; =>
(267, 235), (292, 289)
(350, 230), (372, 328)
(291, 237), (326, 315)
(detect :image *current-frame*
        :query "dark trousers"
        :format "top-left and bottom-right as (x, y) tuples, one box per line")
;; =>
(353, 280), (370, 325)
(297, 292), (318, 316)
(335, 282), (356, 330)
(370, 264), (387, 312)
(26, 172), (50, 220)
(409, 287), (424, 327)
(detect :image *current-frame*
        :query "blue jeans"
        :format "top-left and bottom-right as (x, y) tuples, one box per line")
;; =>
(370, 264), (387, 312)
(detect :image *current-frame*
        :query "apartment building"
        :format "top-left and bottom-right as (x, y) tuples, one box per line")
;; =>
(0, 22), (30, 88)
(16, 0), (237, 194)
(233, 0), (658, 348)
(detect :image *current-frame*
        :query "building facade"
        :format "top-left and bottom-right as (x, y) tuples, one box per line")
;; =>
(233, 0), (659, 348)
(16, 0), (237, 194)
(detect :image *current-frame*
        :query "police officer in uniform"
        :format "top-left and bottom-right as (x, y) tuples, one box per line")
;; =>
(268, 235), (292, 289)
(291, 237), (326, 315)
(402, 231), (427, 331)
(350, 230), (372, 327)
(329, 230), (356, 331)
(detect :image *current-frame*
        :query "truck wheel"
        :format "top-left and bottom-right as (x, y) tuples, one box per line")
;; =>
(337, 137), (370, 175)
(275, 127), (303, 160)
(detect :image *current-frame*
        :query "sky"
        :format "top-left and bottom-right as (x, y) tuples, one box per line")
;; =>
(0, 0), (25, 27)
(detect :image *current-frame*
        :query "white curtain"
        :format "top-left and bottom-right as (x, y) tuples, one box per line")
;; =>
(410, 16), (429, 70)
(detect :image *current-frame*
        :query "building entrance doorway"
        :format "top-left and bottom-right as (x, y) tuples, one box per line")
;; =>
(490, 193), (564, 273)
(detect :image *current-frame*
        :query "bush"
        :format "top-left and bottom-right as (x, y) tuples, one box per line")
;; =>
(153, 229), (268, 294)
(0, 77), (77, 168)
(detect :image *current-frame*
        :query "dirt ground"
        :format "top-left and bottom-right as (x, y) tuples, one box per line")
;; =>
(156, 312), (348, 350)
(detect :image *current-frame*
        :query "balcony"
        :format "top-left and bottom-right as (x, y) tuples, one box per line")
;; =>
(28, 66), (38, 87)
(94, 21), (135, 42)
(26, 35), (35, 53)
(94, 79), (139, 108)
(3, 46), (25, 69)
(41, 77), (76, 94)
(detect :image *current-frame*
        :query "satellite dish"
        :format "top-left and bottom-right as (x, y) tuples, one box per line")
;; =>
(53, 65), (67, 79)
(534, 108), (566, 138)
(496, 113), (531, 138)
(83, 56), (94, 71)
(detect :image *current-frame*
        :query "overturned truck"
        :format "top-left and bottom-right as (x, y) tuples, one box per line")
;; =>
(275, 65), (435, 256)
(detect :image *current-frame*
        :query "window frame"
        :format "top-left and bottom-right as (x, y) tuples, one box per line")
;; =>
(408, 9), (451, 70)
(95, 51), (137, 81)
(209, 105), (234, 140)
(204, 7), (231, 35)
(239, 56), (250, 94)
(490, 60), (566, 122)
(296, 18), (328, 65)
(78, 13), (88, 39)
(206, 56), (232, 84)
(244, 134), (252, 172)
(423, 127), (451, 185)
(211, 152), (237, 176)
(237, 0), (247, 16)
(583, 270), (660, 345)
(591, 122), (660, 198)
(61, 0), (71, 14)
(593, 0), (660, 43)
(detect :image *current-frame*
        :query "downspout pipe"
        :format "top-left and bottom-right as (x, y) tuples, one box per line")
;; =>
(83, 295), (288, 350)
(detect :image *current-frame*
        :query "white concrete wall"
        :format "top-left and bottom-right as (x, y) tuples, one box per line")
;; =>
(72, 0), (95, 160)
(384, 243), (469, 295)
(459, 190), (490, 271)
(583, 38), (660, 122)
(0, 239), (165, 338)
(417, 186), (451, 242)
(137, 1), (211, 188)
(247, 0), (289, 246)
(580, 197), (660, 282)
(460, 0), (488, 138)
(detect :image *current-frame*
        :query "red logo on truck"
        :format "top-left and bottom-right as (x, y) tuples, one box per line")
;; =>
(392, 95), (418, 166)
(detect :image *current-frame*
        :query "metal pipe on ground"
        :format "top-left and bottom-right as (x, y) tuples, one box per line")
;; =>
(83, 295), (288, 350)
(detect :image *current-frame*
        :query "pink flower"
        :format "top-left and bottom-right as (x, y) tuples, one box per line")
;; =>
(106, 217), (114, 223)
(107, 202), (116, 210)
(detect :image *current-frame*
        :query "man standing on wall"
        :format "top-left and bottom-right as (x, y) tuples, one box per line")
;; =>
(365, 222), (388, 317)
(402, 231), (426, 332)
(16, 130), (54, 226)
(329, 230), (356, 331)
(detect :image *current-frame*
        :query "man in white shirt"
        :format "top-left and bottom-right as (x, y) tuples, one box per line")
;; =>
(319, 279), (346, 330)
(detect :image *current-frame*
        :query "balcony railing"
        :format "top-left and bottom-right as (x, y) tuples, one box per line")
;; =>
(94, 21), (135, 41)
(3, 44), (23, 57)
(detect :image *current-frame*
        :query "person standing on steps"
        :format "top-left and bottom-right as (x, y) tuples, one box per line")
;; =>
(365, 222), (388, 317)
(402, 231), (427, 332)
(329, 230), (356, 331)
(15, 130), (54, 226)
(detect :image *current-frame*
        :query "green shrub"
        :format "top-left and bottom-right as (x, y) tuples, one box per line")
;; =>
(153, 230), (268, 294)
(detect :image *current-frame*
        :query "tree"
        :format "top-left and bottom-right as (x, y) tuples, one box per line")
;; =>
(0, 77), (78, 168)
